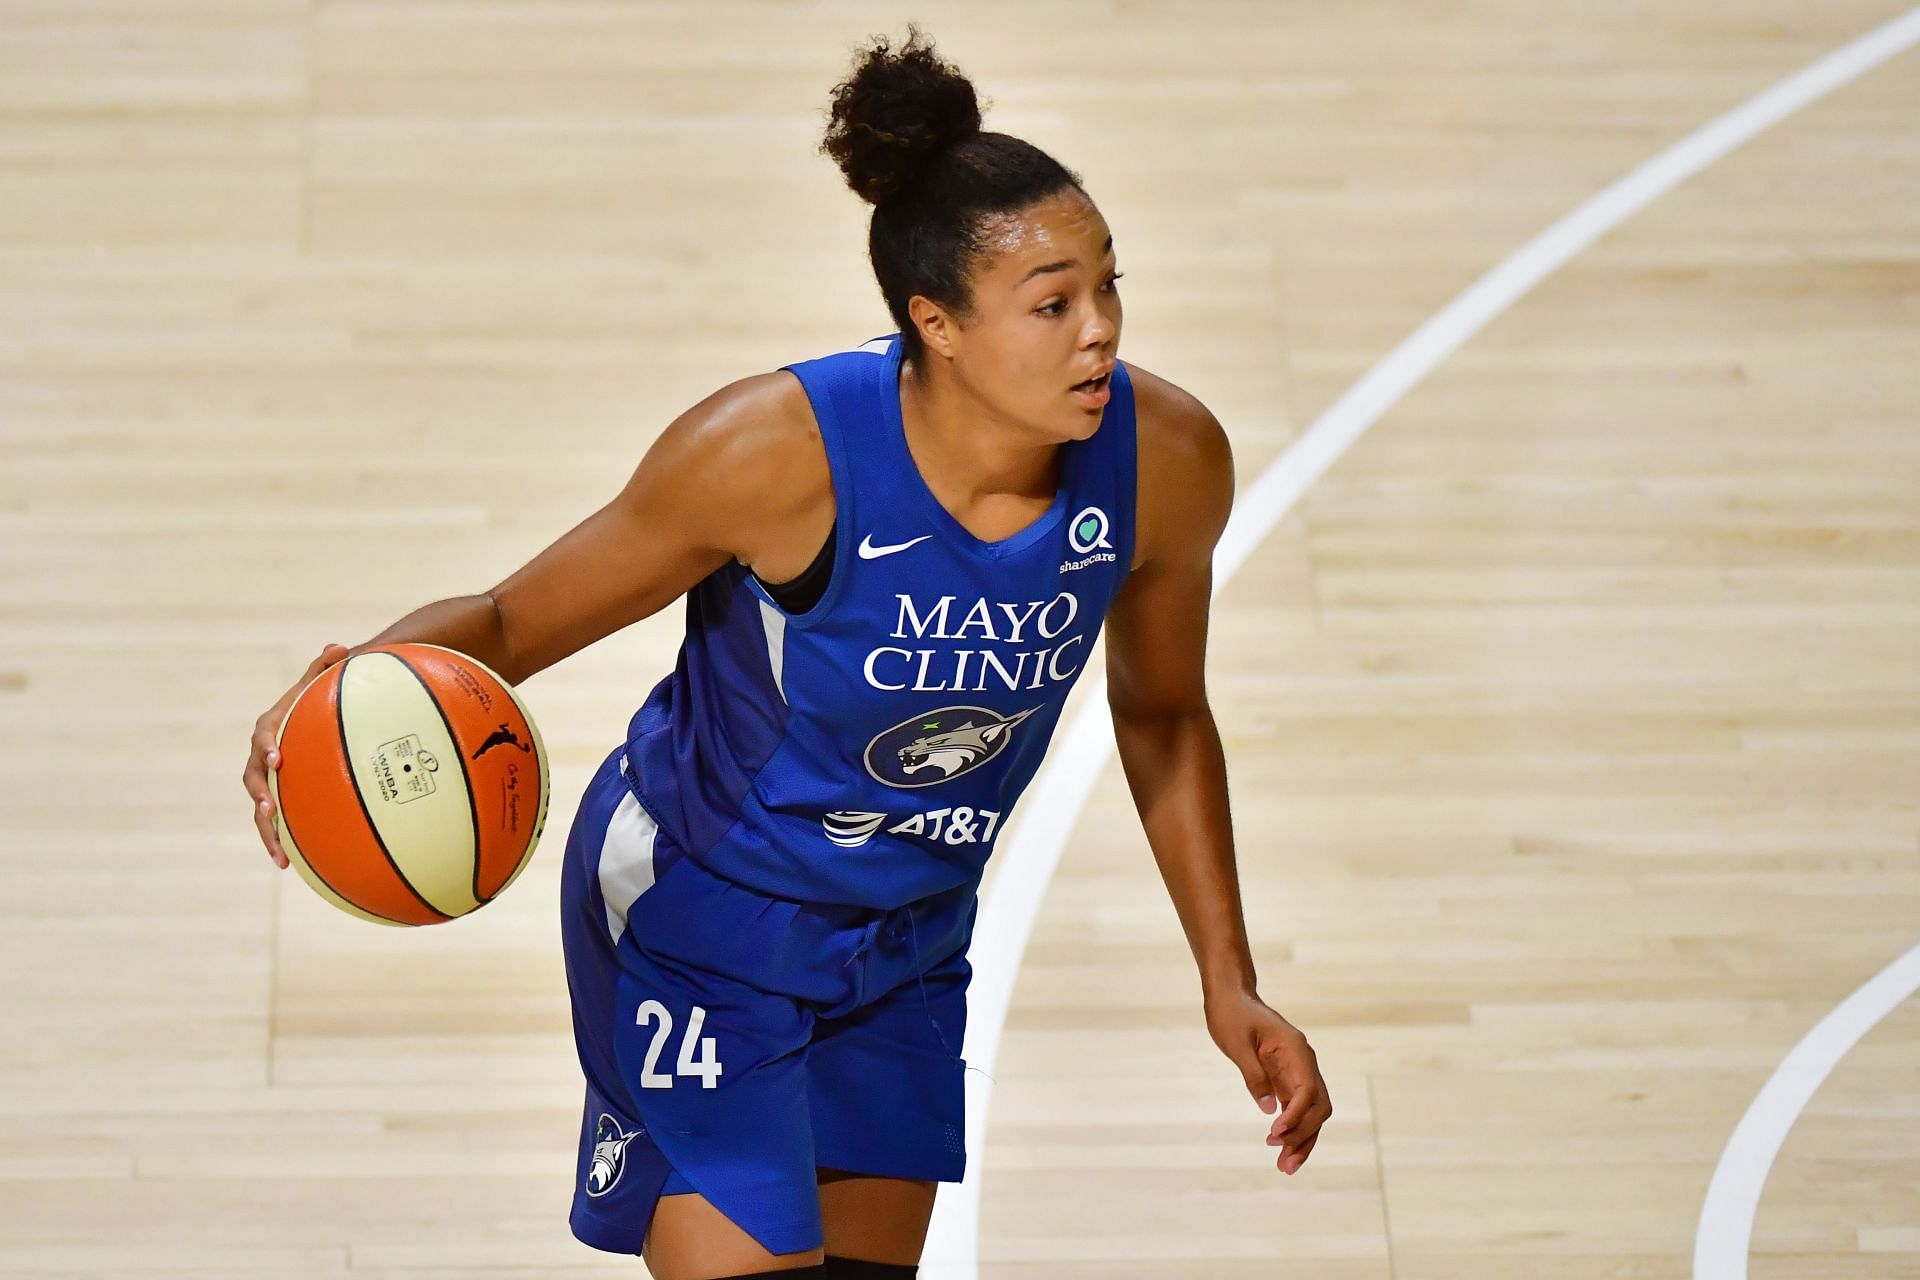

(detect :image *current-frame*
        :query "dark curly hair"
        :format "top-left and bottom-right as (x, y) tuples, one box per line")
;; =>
(820, 24), (1086, 363)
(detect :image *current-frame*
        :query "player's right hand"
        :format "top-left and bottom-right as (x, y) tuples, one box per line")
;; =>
(244, 644), (351, 870)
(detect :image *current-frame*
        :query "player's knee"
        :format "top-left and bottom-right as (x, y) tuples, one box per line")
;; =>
(711, 1266), (829, 1279)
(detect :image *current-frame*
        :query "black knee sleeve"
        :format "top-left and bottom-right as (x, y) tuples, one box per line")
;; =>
(824, 1256), (917, 1278)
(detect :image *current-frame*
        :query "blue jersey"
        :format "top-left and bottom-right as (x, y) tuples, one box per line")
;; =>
(621, 332), (1137, 909)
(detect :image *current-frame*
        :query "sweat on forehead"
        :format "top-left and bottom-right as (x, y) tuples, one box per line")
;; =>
(970, 198), (1109, 276)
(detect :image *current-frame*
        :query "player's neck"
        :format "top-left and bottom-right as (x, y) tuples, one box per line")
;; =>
(899, 357), (1061, 505)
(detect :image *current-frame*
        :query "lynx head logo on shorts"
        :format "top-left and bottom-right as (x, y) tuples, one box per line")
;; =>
(865, 705), (1038, 789)
(1068, 505), (1112, 555)
(586, 1112), (643, 1198)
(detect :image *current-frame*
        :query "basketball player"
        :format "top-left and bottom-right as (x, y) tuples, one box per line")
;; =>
(242, 27), (1328, 1280)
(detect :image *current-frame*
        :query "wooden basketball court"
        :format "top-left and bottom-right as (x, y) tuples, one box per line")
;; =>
(2, 3), (1914, 1276)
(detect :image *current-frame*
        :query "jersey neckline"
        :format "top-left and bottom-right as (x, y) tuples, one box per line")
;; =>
(879, 333), (1071, 561)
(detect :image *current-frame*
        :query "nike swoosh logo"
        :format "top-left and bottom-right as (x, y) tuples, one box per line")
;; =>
(858, 533), (933, 559)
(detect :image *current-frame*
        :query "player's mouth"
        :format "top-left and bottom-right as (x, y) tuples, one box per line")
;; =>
(1069, 368), (1113, 409)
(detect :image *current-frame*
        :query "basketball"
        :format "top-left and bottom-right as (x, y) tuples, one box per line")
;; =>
(267, 643), (551, 926)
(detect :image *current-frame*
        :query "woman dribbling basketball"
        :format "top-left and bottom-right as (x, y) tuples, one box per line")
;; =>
(241, 26), (1329, 1280)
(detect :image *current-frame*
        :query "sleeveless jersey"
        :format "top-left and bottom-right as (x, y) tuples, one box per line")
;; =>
(621, 332), (1138, 909)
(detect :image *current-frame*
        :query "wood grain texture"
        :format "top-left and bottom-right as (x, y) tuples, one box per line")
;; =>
(1, 2), (1914, 1275)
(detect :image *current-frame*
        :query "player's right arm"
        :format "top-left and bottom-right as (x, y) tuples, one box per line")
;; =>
(485, 371), (825, 686)
(241, 371), (828, 868)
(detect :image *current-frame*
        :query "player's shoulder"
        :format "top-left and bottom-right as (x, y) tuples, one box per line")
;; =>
(665, 369), (829, 512)
(1121, 359), (1232, 492)
(1121, 358), (1236, 568)
(678, 368), (820, 455)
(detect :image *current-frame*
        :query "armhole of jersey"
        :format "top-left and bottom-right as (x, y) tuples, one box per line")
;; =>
(743, 365), (856, 628)
(1113, 360), (1141, 587)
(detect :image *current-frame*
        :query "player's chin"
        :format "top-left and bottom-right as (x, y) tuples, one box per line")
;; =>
(1063, 403), (1106, 437)
(1025, 393), (1105, 441)
(1055, 392), (1107, 433)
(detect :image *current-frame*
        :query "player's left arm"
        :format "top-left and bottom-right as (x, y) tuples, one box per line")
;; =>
(1104, 366), (1331, 1177)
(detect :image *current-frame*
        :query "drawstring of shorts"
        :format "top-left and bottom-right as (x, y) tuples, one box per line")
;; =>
(837, 902), (958, 1061)
(906, 903), (958, 1059)
(840, 911), (885, 970)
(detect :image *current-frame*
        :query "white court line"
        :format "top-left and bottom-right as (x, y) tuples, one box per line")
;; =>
(919, 8), (1920, 1278)
(1695, 943), (1920, 1277)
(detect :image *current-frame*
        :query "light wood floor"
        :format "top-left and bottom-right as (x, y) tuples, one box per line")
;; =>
(2, 3), (1915, 1277)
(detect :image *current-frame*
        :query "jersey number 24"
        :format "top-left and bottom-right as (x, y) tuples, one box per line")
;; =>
(635, 1000), (723, 1089)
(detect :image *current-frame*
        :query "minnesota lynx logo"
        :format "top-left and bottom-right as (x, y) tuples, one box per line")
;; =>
(864, 705), (1038, 789)
(585, 1112), (643, 1198)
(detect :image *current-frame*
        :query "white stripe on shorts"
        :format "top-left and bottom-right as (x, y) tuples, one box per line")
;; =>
(598, 759), (662, 944)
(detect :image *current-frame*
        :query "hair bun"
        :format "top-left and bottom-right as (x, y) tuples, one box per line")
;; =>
(821, 24), (983, 206)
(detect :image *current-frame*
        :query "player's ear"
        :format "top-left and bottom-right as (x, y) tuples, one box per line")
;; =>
(908, 295), (959, 362)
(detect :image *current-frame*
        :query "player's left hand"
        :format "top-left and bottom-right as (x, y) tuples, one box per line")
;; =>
(1203, 988), (1330, 1175)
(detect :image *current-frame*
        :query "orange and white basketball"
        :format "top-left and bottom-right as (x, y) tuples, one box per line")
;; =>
(267, 643), (550, 926)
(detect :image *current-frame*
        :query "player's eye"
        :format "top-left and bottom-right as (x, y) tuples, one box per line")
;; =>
(1037, 273), (1122, 317)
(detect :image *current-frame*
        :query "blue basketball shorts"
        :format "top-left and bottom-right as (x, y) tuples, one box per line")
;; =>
(558, 744), (978, 1258)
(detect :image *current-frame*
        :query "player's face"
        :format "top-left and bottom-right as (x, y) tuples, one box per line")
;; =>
(943, 190), (1123, 440)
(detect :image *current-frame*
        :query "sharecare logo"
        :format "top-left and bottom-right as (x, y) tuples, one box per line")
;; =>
(1068, 506), (1112, 554)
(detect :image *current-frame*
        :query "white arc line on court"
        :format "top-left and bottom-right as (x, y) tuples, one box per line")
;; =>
(1695, 943), (1920, 1278)
(919, 8), (1920, 1279)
